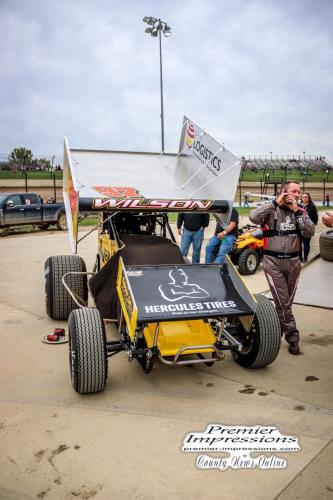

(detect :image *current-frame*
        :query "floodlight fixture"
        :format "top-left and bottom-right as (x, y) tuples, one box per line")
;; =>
(143, 16), (156, 26)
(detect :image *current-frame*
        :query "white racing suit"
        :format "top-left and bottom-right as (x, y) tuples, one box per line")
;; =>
(250, 200), (315, 343)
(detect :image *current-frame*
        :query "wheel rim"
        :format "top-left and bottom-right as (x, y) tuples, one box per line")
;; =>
(59, 215), (68, 230)
(240, 323), (255, 354)
(247, 254), (257, 271)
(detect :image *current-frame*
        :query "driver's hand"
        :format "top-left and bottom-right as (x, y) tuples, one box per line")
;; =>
(284, 195), (298, 212)
(276, 191), (288, 206)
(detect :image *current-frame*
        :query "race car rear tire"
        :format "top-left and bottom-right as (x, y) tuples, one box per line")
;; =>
(69, 307), (108, 394)
(45, 255), (88, 320)
(238, 249), (259, 275)
(232, 294), (281, 368)
(319, 230), (333, 262)
(56, 213), (68, 231)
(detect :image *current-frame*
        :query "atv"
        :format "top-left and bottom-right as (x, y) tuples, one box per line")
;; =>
(230, 224), (264, 275)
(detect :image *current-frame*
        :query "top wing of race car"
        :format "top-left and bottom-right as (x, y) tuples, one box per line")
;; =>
(63, 116), (242, 253)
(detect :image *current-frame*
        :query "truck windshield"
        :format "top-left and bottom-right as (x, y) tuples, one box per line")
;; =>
(0, 195), (8, 204)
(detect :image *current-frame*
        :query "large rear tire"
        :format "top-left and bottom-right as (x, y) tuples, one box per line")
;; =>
(69, 307), (108, 394)
(232, 294), (281, 368)
(44, 255), (88, 320)
(238, 249), (259, 275)
(320, 230), (333, 262)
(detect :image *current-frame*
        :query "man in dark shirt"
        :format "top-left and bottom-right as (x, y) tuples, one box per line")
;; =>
(205, 207), (239, 264)
(177, 212), (210, 263)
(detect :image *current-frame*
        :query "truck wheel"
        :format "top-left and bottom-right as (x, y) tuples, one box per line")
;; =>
(238, 249), (259, 275)
(68, 307), (108, 394)
(57, 214), (68, 231)
(39, 223), (50, 230)
(320, 230), (333, 262)
(44, 255), (88, 320)
(232, 294), (281, 368)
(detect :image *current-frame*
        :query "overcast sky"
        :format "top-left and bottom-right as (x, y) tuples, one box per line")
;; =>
(1, 0), (332, 163)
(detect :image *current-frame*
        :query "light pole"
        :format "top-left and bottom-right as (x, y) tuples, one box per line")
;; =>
(51, 155), (56, 202)
(143, 16), (171, 153)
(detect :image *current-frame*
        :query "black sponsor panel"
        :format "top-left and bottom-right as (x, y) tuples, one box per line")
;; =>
(79, 197), (229, 213)
(125, 264), (254, 322)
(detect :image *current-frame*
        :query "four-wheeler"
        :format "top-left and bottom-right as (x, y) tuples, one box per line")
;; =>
(44, 117), (282, 394)
(230, 224), (264, 275)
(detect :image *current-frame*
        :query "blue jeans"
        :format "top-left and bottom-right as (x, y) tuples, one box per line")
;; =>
(180, 228), (204, 263)
(205, 234), (236, 264)
(300, 237), (311, 261)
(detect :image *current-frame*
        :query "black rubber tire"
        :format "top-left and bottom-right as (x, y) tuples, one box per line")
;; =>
(56, 213), (68, 231)
(68, 307), (108, 394)
(237, 249), (260, 275)
(39, 224), (50, 230)
(233, 294), (281, 368)
(319, 230), (333, 262)
(44, 255), (88, 320)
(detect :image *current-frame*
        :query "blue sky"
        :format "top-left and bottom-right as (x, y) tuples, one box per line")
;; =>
(1, 0), (332, 163)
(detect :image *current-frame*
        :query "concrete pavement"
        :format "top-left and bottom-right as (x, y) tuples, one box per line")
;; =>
(0, 228), (332, 500)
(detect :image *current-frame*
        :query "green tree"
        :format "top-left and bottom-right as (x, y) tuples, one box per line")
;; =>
(9, 147), (33, 165)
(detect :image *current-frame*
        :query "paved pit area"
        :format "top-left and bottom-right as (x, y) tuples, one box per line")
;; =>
(0, 228), (332, 500)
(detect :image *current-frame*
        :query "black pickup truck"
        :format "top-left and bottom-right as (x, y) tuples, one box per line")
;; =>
(0, 192), (67, 231)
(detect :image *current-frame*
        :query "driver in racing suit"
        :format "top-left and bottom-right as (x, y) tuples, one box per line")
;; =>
(249, 180), (315, 355)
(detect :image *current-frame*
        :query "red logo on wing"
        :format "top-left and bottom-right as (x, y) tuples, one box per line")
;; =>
(92, 186), (141, 198)
(69, 184), (78, 214)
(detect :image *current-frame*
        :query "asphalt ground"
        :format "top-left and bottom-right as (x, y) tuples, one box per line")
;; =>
(0, 226), (332, 500)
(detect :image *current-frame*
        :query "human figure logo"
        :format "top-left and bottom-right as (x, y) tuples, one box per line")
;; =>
(158, 268), (209, 302)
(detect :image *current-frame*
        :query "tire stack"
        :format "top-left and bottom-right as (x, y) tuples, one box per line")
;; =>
(319, 230), (333, 262)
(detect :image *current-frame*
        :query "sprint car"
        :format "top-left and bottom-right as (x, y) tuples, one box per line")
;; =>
(44, 117), (281, 394)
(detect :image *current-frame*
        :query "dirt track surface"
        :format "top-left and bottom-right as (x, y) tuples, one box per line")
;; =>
(0, 228), (332, 500)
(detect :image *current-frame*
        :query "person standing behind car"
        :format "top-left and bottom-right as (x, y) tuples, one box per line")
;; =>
(249, 180), (315, 355)
(300, 192), (318, 262)
(177, 212), (210, 263)
(205, 207), (239, 264)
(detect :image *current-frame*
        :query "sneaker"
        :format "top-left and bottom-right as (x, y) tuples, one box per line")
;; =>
(288, 341), (300, 355)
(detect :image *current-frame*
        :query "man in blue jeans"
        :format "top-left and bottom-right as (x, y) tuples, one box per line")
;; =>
(205, 207), (239, 264)
(177, 212), (210, 263)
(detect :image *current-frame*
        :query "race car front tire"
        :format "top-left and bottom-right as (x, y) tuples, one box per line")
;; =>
(232, 294), (281, 368)
(45, 255), (88, 320)
(69, 307), (108, 394)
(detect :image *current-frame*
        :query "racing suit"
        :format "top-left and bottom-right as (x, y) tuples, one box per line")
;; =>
(250, 200), (315, 343)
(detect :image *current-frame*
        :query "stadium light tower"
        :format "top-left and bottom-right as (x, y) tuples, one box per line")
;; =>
(143, 16), (171, 153)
